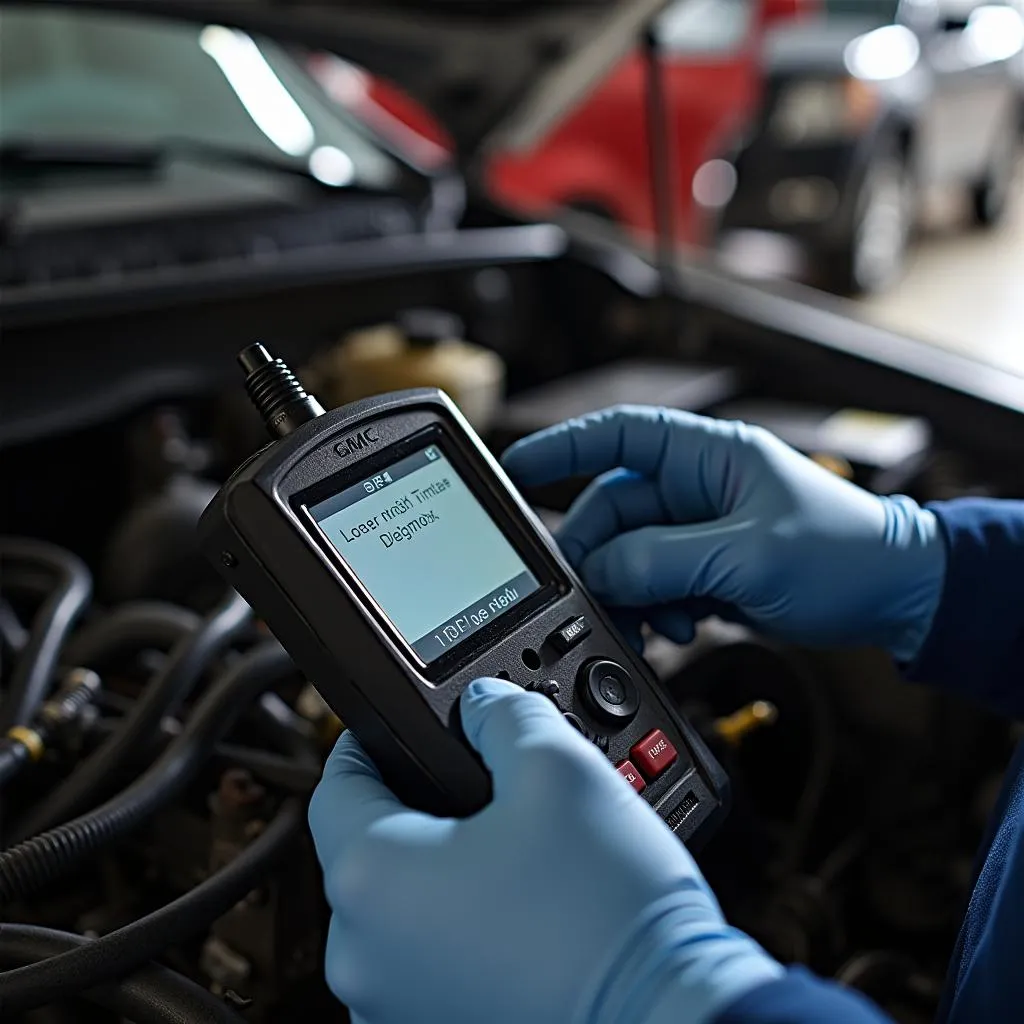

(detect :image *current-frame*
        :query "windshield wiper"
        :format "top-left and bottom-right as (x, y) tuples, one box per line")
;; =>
(0, 137), (358, 191)
(0, 138), (164, 171)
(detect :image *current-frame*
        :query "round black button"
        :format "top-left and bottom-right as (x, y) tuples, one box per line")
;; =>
(598, 674), (626, 705)
(577, 659), (640, 726)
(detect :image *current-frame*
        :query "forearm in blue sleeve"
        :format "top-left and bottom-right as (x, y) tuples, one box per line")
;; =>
(713, 968), (892, 1024)
(907, 499), (1024, 716)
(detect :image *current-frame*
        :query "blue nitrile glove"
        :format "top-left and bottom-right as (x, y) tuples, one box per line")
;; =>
(502, 406), (946, 662)
(309, 679), (782, 1024)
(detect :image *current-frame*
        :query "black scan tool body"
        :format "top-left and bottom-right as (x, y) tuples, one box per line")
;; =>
(200, 345), (728, 844)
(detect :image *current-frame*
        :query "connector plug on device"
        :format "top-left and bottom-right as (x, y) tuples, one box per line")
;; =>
(238, 343), (325, 439)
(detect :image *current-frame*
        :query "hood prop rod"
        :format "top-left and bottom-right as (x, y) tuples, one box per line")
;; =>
(641, 26), (685, 348)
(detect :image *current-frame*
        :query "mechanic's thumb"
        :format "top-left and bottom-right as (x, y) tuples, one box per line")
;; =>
(580, 523), (739, 607)
(459, 678), (576, 794)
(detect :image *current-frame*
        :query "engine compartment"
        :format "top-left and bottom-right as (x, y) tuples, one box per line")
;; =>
(2, 241), (1020, 1024)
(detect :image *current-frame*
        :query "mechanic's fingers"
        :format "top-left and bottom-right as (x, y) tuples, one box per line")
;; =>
(501, 406), (734, 492)
(320, 728), (382, 784)
(679, 596), (755, 631)
(580, 521), (745, 607)
(502, 405), (675, 483)
(620, 599), (748, 648)
(645, 604), (697, 645)
(608, 608), (646, 654)
(460, 678), (584, 797)
(308, 730), (430, 868)
(556, 469), (667, 569)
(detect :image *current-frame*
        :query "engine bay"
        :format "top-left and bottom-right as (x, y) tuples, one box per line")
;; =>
(2, 245), (1021, 1022)
(2, 3), (1024, 1021)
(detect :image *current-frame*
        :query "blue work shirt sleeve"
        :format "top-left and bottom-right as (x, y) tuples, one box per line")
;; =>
(712, 498), (1024, 1024)
(713, 967), (892, 1023)
(908, 499), (1024, 716)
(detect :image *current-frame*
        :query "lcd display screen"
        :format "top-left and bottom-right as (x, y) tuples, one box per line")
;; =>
(307, 444), (540, 662)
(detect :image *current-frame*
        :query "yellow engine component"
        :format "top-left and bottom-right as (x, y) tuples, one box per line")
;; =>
(713, 700), (779, 747)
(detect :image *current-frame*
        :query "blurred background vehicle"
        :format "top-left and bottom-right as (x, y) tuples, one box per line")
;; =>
(311, 0), (818, 248)
(311, 0), (1024, 312)
(718, 0), (1024, 294)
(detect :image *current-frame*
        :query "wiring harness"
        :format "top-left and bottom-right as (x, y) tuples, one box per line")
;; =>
(0, 538), (327, 1022)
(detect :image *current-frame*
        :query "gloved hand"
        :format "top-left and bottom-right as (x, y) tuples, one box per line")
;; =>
(309, 679), (781, 1024)
(502, 406), (946, 661)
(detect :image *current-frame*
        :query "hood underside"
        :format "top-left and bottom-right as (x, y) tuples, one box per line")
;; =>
(6, 0), (670, 164)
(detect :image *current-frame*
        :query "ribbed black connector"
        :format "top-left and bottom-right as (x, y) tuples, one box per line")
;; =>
(38, 667), (100, 730)
(237, 343), (325, 439)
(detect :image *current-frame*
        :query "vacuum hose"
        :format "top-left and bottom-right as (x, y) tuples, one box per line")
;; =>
(62, 601), (201, 668)
(14, 590), (251, 839)
(0, 641), (294, 903)
(0, 539), (92, 731)
(0, 924), (244, 1024)
(0, 800), (301, 1016)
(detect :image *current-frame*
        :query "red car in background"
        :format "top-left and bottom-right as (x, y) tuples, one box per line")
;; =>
(312, 0), (815, 247)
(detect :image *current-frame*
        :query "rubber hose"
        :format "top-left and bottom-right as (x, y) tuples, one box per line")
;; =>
(0, 641), (294, 903)
(62, 602), (201, 668)
(0, 801), (301, 1016)
(0, 539), (92, 731)
(214, 742), (321, 792)
(15, 591), (250, 839)
(86, 716), (321, 792)
(255, 691), (318, 757)
(0, 924), (243, 1024)
(249, 694), (321, 775)
(0, 597), (29, 656)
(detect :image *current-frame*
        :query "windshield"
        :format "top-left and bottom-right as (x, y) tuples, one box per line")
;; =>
(0, 6), (404, 189)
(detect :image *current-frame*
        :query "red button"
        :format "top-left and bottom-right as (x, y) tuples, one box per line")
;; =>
(615, 760), (646, 793)
(630, 729), (677, 779)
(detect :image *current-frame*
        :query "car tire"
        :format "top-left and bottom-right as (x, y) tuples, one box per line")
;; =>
(829, 151), (911, 297)
(970, 129), (1019, 228)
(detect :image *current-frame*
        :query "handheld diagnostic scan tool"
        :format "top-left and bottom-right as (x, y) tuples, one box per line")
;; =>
(200, 345), (728, 843)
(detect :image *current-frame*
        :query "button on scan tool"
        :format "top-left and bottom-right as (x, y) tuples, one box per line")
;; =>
(577, 659), (639, 726)
(549, 615), (591, 654)
(616, 760), (646, 794)
(630, 729), (678, 780)
(524, 679), (561, 700)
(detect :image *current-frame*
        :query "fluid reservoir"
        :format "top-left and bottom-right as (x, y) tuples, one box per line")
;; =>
(311, 309), (505, 433)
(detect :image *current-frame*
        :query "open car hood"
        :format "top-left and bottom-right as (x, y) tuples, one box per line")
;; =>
(10, 0), (669, 164)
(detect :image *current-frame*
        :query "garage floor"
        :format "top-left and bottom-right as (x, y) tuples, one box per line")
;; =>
(855, 175), (1024, 379)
